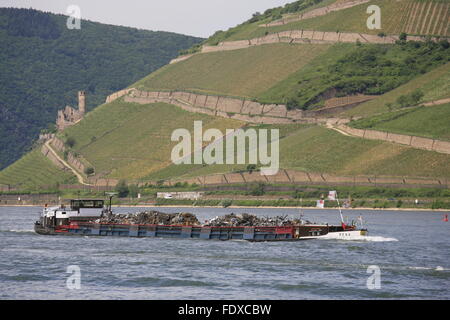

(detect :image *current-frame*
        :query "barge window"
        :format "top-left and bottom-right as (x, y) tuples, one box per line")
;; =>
(71, 200), (104, 209)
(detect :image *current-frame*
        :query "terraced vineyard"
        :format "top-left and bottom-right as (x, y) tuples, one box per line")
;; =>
(349, 103), (450, 141)
(134, 43), (332, 100)
(221, 0), (449, 41)
(2, 0), (450, 191)
(61, 100), (243, 180)
(145, 124), (450, 181)
(0, 149), (76, 190)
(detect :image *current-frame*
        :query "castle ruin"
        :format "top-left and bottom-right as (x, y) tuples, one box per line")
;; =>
(56, 91), (86, 131)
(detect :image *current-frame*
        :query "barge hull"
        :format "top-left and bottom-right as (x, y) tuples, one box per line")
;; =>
(34, 222), (345, 241)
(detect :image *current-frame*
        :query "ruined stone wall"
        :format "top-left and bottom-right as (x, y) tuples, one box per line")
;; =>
(124, 89), (353, 125)
(38, 133), (55, 142)
(125, 90), (302, 124)
(324, 95), (376, 109)
(67, 152), (86, 173)
(51, 137), (65, 153)
(56, 106), (83, 131)
(180, 30), (441, 65)
(87, 178), (119, 187)
(45, 137), (94, 177)
(163, 169), (445, 189)
(337, 125), (450, 155)
(170, 54), (195, 64)
(364, 129), (389, 141)
(0, 194), (60, 206)
(41, 144), (66, 170)
(260, 0), (371, 27)
(105, 88), (136, 104)
(433, 140), (450, 154)
(55, 91), (88, 131)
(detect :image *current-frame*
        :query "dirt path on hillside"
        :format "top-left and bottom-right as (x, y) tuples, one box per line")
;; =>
(44, 139), (92, 186)
(320, 96), (450, 156)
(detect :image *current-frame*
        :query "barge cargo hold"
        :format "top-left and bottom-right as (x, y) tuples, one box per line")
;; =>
(34, 199), (368, 241)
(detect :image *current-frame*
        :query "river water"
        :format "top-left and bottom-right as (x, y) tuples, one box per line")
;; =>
(0, 206), (448, 300)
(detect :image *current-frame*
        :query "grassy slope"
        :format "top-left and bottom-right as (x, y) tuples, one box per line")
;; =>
(145, 123), (312, 180)
(146, 124), (450, 180)
(61, 100), (243, 180)
(279, 125), (450, 178)
(4, 1), (450, 188)
(0, 149), (76, 189)
(134, 43), (331, 100)
(344, 61), (450, 117)
(349, 103), (450, 141)
(203, 0), (337, 45)
(224, 0), (450, 41)
(257, 42), (353, 104)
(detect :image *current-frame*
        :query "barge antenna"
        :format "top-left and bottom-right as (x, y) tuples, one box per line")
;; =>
(105, 192), (117, 218)
(335, 191), (346, 228)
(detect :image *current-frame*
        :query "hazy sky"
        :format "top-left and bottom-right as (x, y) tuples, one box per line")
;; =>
(0, 0), (294, 37)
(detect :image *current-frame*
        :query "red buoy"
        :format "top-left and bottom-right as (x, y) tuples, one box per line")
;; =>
(443, 214), (448, 222)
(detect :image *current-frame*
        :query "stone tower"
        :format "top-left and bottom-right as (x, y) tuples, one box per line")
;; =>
(78, 91), (86, 115)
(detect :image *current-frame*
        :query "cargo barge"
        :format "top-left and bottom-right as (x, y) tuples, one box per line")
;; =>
(34, 199), (368, 241)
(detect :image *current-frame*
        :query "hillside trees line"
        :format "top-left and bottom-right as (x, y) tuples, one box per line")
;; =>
(0, 8), (203, 170)
(286, 40), (450, 110)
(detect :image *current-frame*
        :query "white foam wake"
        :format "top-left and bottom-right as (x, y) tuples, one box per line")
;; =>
(3, 229), (35, 233)
(359, 235), (399, 242)
(408, 266), (448, 271)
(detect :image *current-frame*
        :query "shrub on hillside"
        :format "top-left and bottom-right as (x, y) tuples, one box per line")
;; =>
(84, 167), (94, 175)
(128, 184), (139, 198)
(115, 180), (129, 198)
(248, 182), (266, 196)
(65, 137), (76, 148)
(221, 199), (233, 208)
(396, 89), (424, 108)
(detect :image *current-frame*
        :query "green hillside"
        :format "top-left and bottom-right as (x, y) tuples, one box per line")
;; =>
(211, 0), (450, 43)
(60, 100), (243, 180)
(135, 43), (331, 100)
(139, 40), (449, 110)
(0, 7), (202, 170)
(345, 61), (450, 117)
(0, 149), (76, 190)
(197, 0), (333, 46)
(349, 103), (450, 141)
(260, 0), (450, 37)
(2, 0), (450, 191)
(146, 124), (450, 181)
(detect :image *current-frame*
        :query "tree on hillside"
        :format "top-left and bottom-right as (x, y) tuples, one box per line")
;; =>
(65, 137), (76, 148)
(115, 180), (129, 198)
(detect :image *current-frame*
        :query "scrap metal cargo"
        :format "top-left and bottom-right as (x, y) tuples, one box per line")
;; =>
(34, 198), (368, 241)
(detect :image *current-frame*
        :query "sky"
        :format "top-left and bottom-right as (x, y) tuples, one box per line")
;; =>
(0, 0), (294, 38)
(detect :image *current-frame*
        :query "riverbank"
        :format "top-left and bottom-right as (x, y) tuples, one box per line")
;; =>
(2, 182), (450, 210)
(1, 203), (449, 212)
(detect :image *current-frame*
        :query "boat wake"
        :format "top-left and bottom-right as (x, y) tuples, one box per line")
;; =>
(1, 229), (35, 234)
(319, 235), (399, 242)
(359, 236), (398, 242)
(408, 266), (448, 271)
